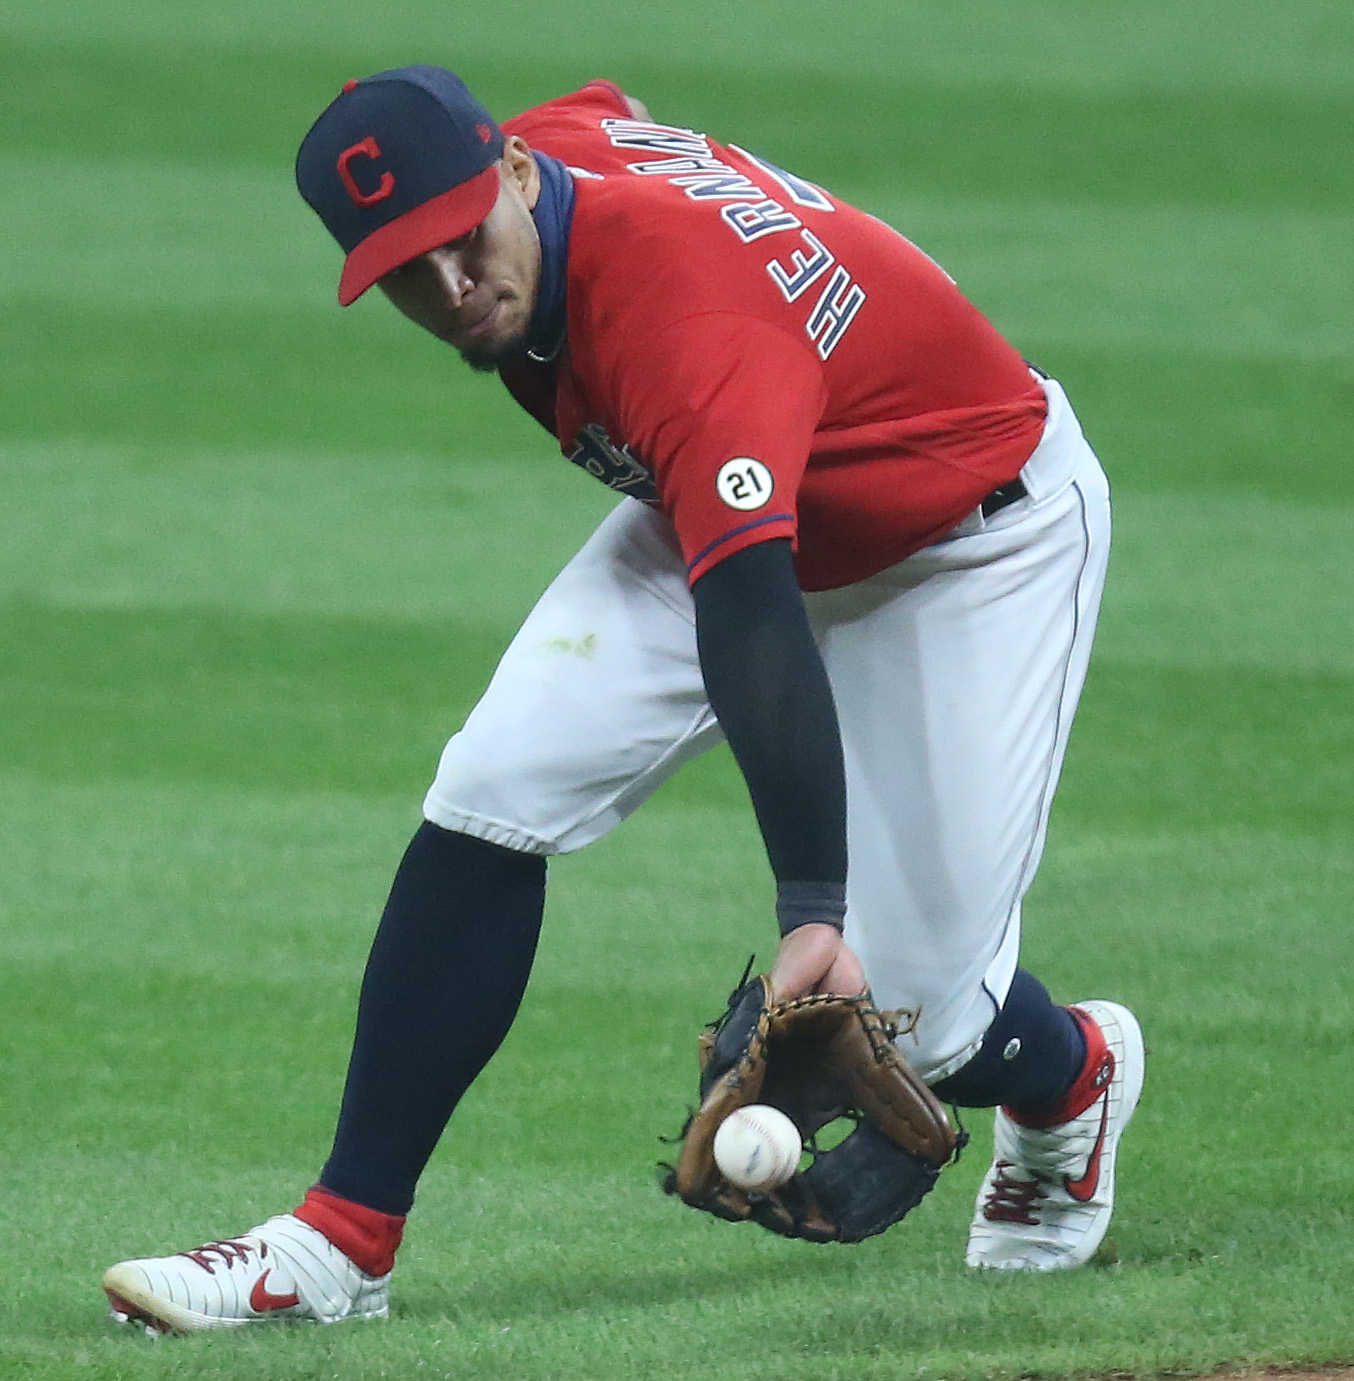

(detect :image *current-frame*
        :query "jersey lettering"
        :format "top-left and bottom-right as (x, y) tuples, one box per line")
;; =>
(568, 425), (660, 503)
(806, 266), (867, 359)
(601, 121), (711, 156)
(730, 146), (834, 212)
(671, 171), (765, 201)
(766, 229), (835, 302)
(625, 155), (730, 176)
(721, 199), (802, 243)
(601, 116), (863, 352)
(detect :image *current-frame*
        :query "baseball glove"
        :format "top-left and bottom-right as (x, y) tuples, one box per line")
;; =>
(662, 973), (963, 1243)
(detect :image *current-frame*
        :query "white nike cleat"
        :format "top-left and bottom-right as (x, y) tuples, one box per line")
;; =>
(965, 999), (1145, 1271)
(103, 1213), (390, 1334)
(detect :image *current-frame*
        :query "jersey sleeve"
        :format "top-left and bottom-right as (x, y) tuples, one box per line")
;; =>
(609, 312), (828, 584)
(692, 540), (847, 893)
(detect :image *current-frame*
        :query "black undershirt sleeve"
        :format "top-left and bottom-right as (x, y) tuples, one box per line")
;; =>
(691, 538), (848, 933)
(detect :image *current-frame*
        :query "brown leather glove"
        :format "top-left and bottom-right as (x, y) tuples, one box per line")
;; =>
(663, 974), (964, 1243)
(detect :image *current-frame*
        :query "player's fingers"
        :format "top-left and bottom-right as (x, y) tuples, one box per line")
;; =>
(819, 943), (867, 998)
(769, 924), (845, 1001)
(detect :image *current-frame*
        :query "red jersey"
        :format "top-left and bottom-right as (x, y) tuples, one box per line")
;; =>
(502, 82), (1046, 591)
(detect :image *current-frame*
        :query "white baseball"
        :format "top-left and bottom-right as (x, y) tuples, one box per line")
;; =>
(713, 1105), (802, 1192)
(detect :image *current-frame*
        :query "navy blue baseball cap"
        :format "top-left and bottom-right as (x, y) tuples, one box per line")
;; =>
(296, 66), (506, 305)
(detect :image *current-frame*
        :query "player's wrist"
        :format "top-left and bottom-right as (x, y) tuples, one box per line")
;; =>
(775, 880), (846, 936)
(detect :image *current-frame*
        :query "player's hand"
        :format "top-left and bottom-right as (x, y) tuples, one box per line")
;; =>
(769, 923), (866, 1001)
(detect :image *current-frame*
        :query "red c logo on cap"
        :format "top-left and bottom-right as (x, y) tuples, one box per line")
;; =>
(337, 137), (396, 207)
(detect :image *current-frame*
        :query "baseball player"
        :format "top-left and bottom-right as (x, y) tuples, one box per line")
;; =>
(102, 67), (1144, 1333)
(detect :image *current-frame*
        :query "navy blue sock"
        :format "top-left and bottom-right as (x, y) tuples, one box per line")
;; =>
(929, 968), (1086, 1111)
(319, 822), (546, 1216)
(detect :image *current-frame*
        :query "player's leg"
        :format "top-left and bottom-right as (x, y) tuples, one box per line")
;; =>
(807, 376), (1141, 1268)
(947, 989), (1144, 1271)
(311, 499), (720, 1219)
(309, 827), (546, 1215)
(807, 376), (1110, 1082)
(105, 500), (719, 1332)
(420, 497), (719, 852)
(104, 824), (552, 1334)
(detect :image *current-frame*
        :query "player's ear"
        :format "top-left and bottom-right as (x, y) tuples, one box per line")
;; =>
(502, 136), (541, 210)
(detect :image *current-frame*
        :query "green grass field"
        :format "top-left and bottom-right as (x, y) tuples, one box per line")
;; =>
(3, 2), (1352, 1378)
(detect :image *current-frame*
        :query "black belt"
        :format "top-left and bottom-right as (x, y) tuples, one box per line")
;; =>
(979, 477), (1028, 518)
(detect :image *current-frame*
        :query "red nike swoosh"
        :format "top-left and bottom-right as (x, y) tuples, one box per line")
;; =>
(250, 1271), (300, 1313)
(1063, 1091), (1111, 1202)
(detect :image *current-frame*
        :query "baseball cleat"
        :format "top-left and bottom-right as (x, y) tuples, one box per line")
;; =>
(102, 1213), (390, 1334)
(965, 1000), (1144, 1271)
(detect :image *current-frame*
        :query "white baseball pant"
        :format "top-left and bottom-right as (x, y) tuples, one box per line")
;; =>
(424, 376), (1111, 1081)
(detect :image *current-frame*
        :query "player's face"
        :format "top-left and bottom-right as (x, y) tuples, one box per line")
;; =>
(378, 139), (542, 373)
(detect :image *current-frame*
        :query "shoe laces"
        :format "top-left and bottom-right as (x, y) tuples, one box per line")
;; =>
(180, 1238), (267, 1274)
(981, 1161), (1047, 1225)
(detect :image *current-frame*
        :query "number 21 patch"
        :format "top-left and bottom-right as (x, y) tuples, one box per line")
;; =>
(716, 457), (775, 511)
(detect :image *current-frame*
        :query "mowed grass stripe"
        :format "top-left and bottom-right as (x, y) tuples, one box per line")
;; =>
(1092, 490), (1354, 673)
(19, 1146), (1344, 1381)
(5, 0), (1354, 95)
(0, 769), (762, 992)
(5, 771), (1348, 1186)
(1043, 344), (1354, 503)
(0, 298), (517, 455)
(857, 195), (1354, 363)
(8, 772), (1345, 1060)
(0, 602), (502, 795)
(3, 435), (1350, 651)
(0, 159), (321, 309)
(0, 437), (605, 622)
(6, 41), (1354, 213)
(6, 929), (1353, 1381)
(0, 589), (1349, 816)
(4, 331), (1350, 502)
(7, 155), (1351, 364)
